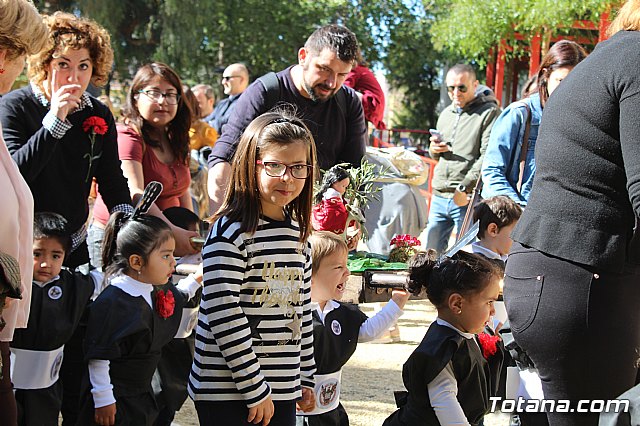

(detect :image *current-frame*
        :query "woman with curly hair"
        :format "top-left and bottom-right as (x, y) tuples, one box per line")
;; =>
(90, 63), (199, 265)
(0, 11), (132, 269)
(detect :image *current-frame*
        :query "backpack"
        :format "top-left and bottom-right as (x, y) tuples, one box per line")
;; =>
(257, 71), (348, 115)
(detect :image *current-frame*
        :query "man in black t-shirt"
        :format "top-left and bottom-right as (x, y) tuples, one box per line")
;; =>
(207, 25), (367, 212)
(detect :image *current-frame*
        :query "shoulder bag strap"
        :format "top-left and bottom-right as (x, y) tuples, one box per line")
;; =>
(516, 103), (532, 193)
(258, 71), (280, 112)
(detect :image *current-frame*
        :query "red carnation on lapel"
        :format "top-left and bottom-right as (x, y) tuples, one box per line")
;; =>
(478, 332), (501, 359)
(82, 116), (108, 182)
(155, 289), (175, 319)
(82, 116), (108, 135)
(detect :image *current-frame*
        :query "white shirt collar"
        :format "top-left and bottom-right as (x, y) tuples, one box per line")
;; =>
(33, 275), (60, 288)
(110, 274), (154, 308)
(311, 299), (340, 323)
(470, 242), (507, 262)
(436, 317), (475, 340)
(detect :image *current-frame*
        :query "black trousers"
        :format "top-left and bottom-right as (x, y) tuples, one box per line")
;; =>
(304, 403), (349, 426)
(195, 400), (296, 426)
(504, 242), (640, 426)
(61, 242), (89, 426)
(15, 382), (62, 426)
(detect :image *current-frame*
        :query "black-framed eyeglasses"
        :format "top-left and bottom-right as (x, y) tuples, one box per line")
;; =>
(139, 89), (180, 105)
(256, 160), (312, 179)
(221, 75), (240, 82)
(447, 85), (468, 93)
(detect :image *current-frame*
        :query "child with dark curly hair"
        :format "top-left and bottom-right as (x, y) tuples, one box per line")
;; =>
(384, 251), (504, 426)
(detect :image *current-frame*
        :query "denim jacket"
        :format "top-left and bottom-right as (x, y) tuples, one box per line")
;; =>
(481, 93), (542, 206)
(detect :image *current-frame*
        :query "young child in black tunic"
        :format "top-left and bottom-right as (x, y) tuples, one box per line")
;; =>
(10, 213), (103, 426)
(384, 250), (504, 426)
(299, 231), (410, 426)
(77, 210), (203, 426)
(468, 196), (522, 266)
(152, 207), (202, 426)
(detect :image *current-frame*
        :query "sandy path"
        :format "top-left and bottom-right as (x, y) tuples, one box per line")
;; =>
(173, 299), (509, 426)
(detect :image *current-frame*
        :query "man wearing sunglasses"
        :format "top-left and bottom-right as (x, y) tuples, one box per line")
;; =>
(207, 24), (367, 213)
(425, 64), (501, 253)
(208, 63), (250, 134)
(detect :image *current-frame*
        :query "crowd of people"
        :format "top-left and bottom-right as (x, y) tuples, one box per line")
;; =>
(2, 0), (640, 425)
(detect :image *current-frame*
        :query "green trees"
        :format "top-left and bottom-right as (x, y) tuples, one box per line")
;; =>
(430, 0), (612, 63)
(33, 0), (445, 128)
(31, 0), (616, 130)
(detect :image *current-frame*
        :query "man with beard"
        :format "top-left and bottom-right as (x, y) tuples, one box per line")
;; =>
(207, 25), (366, 211)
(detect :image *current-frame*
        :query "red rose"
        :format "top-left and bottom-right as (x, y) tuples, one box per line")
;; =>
(478, 332), (501, 359)
(155, 289), (175, 319)
(82, 116), (108, 135)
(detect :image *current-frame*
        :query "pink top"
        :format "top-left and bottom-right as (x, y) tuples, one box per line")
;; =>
(0, 125), (33, 341)
(93, 124), (191, 225)
(344, 65), (386, 129)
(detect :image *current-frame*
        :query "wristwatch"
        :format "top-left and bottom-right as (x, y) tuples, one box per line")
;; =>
(456, 184), (467, 193)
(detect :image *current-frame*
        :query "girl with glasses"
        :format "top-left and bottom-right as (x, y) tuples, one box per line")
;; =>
(90, 63), (200, 268)
(190, 109), (318, 426)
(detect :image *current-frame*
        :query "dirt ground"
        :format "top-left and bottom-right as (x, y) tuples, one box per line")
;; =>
(172, 299), (510, 426)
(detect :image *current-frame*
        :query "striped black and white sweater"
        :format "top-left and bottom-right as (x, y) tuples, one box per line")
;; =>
(188, 215), (316, 407)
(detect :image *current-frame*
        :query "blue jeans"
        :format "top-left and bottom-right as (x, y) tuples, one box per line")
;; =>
(424, 194), (468, 253)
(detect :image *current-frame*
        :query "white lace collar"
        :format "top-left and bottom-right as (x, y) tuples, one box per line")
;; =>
(110, 274), (153, 308)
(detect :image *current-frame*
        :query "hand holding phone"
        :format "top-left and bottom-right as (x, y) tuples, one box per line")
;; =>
(429, 129), (451, 152)
(429, 128), (442, 139)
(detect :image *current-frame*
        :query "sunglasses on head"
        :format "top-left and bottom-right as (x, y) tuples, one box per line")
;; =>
(447, 85), (468, 93)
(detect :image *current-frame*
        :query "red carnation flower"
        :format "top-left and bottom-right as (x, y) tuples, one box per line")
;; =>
(82, 116), (108, 135)
(390, 234), (421, 248)
(82, 116), (108, 182)
(155, 289), (175, 319)
(478, 332), (501, 359)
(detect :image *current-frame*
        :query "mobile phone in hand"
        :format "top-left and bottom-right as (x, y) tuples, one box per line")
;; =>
(429, 128), (442, 139)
